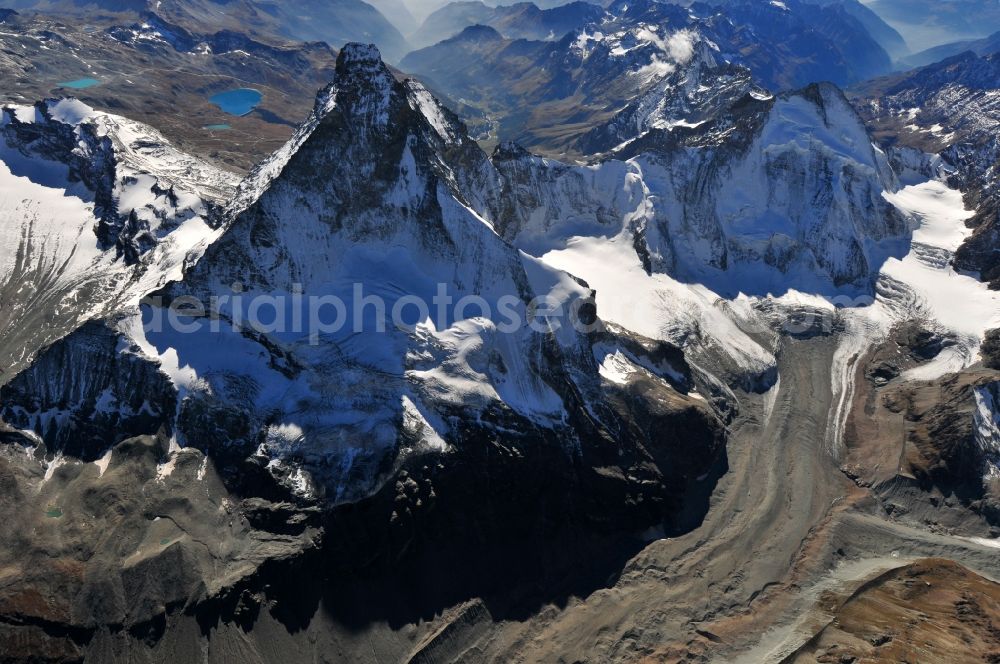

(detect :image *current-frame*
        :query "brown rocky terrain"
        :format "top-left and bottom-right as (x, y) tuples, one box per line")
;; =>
(0, 10), (338, 171)
(787, 558), (1000, 664)
(0, 427), (321, 664)
(841, 322), (1000, 532)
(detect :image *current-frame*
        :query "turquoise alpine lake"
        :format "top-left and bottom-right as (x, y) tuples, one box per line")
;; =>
(203, 124), (232, 130)
(209, 88), (262, 116)
(58, 78), (101, 89)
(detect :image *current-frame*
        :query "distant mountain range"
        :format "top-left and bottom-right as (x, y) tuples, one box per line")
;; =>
(697, 0), (909, 59)
(410, 0), (604, 48)
(401, 0), (895, 156)
(4, 0), (414, 61)
(365, 0), (417, 34)
(901, 30), (1000, 68)
(815, 0), (909, 58)
(864, 0), (1000, 52)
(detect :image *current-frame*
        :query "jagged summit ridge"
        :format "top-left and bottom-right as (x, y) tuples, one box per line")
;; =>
(338, 41), (384, 65)
(328, 42), (395, 127)
(229, 41), (491, 224)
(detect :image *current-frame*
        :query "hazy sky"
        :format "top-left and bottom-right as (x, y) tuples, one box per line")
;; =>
(401, 0), (453, 22)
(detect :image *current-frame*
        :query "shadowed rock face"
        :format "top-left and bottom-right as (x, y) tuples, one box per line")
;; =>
(985, 329), (1000, 370)
(0, 321), (177, 460)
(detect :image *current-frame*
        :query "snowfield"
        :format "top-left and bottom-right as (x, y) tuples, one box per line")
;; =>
(541, 233), (778, 385)
(827, 179), (1000, 452)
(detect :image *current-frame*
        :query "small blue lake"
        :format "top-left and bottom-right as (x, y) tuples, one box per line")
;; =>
(203, 124), (232, 131)
(209, 88), (262, 116)
(58, 78), (101, 89)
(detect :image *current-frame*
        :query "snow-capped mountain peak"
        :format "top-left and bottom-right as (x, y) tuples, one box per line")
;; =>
(51, 43), (713, 507)
(326, 42), (395, 127)
(230, 43), (496, 230)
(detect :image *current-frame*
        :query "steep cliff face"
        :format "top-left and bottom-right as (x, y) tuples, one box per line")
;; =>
(181, 44), (504, 297)
(0, 320), (176, 460)
(470, 75), (912, 400)
(0, 98), (313, 655)
(638, 83), (908, 294)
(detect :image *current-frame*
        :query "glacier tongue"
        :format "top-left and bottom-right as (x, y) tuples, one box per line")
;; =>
(826, 179), (1000, 454)
(540, 233), (779, 392)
